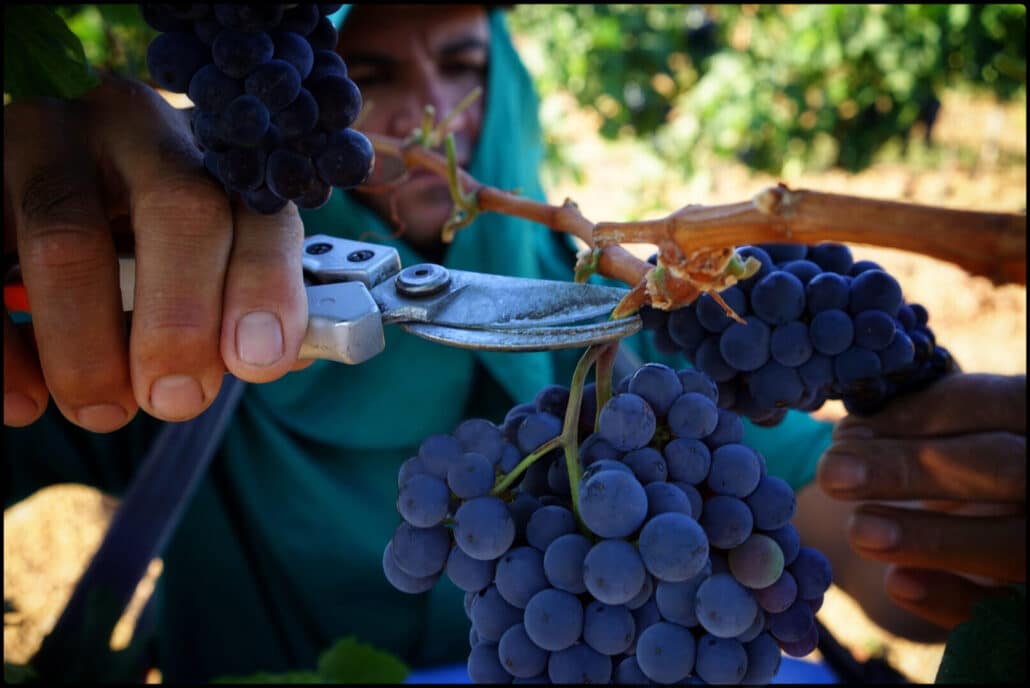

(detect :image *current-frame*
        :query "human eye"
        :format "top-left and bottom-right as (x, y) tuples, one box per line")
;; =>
(343, 57), (396, 89)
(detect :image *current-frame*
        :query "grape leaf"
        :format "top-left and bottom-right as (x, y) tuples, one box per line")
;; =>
(935, 585), (1026, 684)
(3, 5), (101, 102)
(317, 636), (409, 684)
(211, 636), (409, 684)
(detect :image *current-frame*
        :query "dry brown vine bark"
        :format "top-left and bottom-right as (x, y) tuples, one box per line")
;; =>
(366, 133), (1026, 317)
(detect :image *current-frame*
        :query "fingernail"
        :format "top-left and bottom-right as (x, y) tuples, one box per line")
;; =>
(4, 392), (40, 425)
(236, 311), (284, 367)
(850, 514), (900, 550)
(886, 569), (926, 601)
(820, 452), (866, 490)
(150, 375), (204, 419)
(77, 403), (128, 432)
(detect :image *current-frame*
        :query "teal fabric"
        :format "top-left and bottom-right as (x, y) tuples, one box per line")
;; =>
(4, 6), (832, 684)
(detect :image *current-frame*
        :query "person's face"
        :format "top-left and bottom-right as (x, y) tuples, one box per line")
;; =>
(337, 5), (489, 250)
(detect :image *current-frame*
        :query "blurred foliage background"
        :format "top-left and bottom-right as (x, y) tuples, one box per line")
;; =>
(35, 4), (1028, 184)
(507, 4), (1025, 182)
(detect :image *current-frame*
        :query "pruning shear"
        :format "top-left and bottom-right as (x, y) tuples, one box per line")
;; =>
(4, 234), (641, 364)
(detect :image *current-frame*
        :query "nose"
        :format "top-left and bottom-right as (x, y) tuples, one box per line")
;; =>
(387, 66), (473, 141)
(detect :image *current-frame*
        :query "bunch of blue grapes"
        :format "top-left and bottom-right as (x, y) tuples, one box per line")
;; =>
(641, 242), (955, 425)
(140, 4), (374, 214)
(383, 362), (832, 684)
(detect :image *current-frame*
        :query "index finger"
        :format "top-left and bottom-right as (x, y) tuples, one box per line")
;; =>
(834, 373), (1026, 440)
(86, 79), (234, 420)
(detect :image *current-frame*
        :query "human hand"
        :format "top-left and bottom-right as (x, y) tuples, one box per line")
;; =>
(4, 77), (310, 432)
(817, 372), (1026, 629)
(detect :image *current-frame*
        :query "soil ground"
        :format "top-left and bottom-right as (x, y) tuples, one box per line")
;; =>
(4, 88), (1025, 684)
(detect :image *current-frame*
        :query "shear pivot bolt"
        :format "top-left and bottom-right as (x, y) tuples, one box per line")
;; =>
(347, 250), (375, 262)
(396, 264), (450, 297)
(306, 242), (333, 255)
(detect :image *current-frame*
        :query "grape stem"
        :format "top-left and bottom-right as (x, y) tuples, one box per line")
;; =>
(558, 343), (608, 531)
(365, 135), (1027, 308)
(487, 342), (617, 536)
(490, 436), (562, 496)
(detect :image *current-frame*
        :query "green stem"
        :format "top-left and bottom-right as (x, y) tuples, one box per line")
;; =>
(435, 86), (483, 144)
(563, 347), (601, 506)
(442, 133), (479, 243)
(594, 342), (619, 433)
(444, 133), (465, 205)
(491, 436), (563, 496)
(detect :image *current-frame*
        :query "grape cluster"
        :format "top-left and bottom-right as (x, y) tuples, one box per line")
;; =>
(642, 242), (954, 425)
(384, 363), (832, 684)
(140, 4), (374, 214)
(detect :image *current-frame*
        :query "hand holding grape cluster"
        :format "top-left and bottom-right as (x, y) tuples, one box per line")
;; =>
(384, 360), (833, 684)
(140, 4), (374, 213)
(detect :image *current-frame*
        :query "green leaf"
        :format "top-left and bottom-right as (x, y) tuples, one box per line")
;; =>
(936, 585), (1026, 684)
(4, 5), (101, 102)
(317, 636), (409, 684)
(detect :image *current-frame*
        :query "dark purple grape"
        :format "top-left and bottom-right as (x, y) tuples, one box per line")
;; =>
(696, 286), (748, 333)
(719, 316), (771, 372)
(310, 75), (363, 130)
(193, 13), (222, 45)
(834, 346), (882, 387)
(879, 329), (915, 373)
(212, 30), (274, 79)
(315, 128), (374, 188)
(191, 109), (229, 151)
(808, 309), (853, 356)
(266, 148), (317, 200)
(271, 31), (315, 81)
(758, 243), (808, 263)
(273, 87), (317, 138)
(849, 269), (903, 317)
(667, 306), (706, 358)
(780, 259), (822, 285)
(747, 361), (804, 409)
(287, 130), (328, 157)
(244, 59), (302, 113)
(140, 4), (194, 31)
(805, 272), (850, 314)
(213, 4), (284, 32)
(770, 321), (813, 367)
(217, 146), (267, 192)
(734, 246), (774, 294)
(695, 336), (737, 383)
(279, 4), (321, 35)
(628, 363), (683, 417)
(308, 49), (349, 82)
(807, 243), (854, 275)
(188, 64), (242, 113)
(307, 15), (339, 52)
(750, 271), (806, 326)
(202, 151), (225, 191)
(853, 310), (897, 351)
(909, 303), (929, 326)
(241, 186), (288, 214)
(221, 94), (270, 146)
(146, 31), (211, 93)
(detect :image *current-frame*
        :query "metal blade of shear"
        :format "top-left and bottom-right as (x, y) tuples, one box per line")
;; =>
(371, 265), (632, 330)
